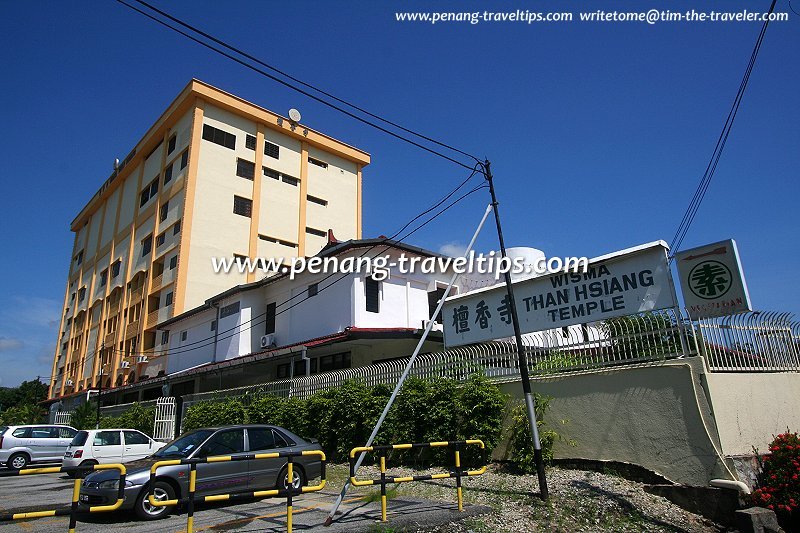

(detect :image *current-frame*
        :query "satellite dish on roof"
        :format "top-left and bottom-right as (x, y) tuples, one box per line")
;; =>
(288, 108), (302, 123)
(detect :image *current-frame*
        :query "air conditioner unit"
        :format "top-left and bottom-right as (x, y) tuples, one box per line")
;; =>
(136, 355), (149, 364)
(65, 380), (74, 386)
(120, 361), (131, 369)
(260, 334), (276, 349)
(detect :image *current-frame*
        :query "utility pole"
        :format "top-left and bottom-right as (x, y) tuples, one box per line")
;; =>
(96, 344), (104, 429)
(484, 160), (548, 500)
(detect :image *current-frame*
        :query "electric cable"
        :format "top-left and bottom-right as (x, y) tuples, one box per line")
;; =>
(670, 0), (777, 255)
(100, 169), (484, 359)
(114, 0), (480, 172)
(130, 0), (482, 166)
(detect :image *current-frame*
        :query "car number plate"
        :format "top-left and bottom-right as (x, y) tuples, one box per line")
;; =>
(79, 495), (89, 502)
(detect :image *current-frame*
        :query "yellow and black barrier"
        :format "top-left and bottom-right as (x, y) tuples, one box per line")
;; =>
(0, 463), (127, 532)
(147, 449), (326, 533)
(349, 439), (486, 522)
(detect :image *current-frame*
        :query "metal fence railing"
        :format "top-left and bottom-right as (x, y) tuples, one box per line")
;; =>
(180, 309), (692, 417)
(350, 440), (486, 522)
(697, 311), (800, 372)
(99, 398), (158, 419)
(54, 309), (799, 435)
(0, 463), (126, 532)
(148, 450), (326, 533)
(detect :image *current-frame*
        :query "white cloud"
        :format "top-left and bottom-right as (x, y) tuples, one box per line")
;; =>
(439, 242), (468, 258)
(0, 337), (24, 351)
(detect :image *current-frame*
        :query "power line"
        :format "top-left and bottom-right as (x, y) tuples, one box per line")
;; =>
(102, 169), (484, 360)
(109, 182), (487, 361)
(131, 0), (482, 166)
(114, 0), (482, 172)
(670, 0), (777, 255)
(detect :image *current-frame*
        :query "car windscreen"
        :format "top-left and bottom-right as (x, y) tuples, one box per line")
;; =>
(153, 429), (214, 459)
(70, 431), (89, 446)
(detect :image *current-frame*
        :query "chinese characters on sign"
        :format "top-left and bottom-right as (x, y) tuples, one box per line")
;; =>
(675, 239), (751, 320)
(443, 242), (677, 347)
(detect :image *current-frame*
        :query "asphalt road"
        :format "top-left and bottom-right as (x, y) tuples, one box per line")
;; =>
(0, 468), (489, 532)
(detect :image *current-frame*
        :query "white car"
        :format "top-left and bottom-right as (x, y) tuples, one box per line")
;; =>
(63, 429), (163, 470)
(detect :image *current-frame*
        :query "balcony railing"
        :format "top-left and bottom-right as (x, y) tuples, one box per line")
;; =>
(146, 309), (160, 328)
(129, 286), (144, 304)
(150, 267), (176, 293)
(104, 331), (117, 347)
(125, 319), (140, 338)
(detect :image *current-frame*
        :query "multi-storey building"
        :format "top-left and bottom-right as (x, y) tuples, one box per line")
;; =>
(49, 79), (370, 399)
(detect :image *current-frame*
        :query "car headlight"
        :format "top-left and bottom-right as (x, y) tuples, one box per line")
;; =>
(98, 479), (135, 489)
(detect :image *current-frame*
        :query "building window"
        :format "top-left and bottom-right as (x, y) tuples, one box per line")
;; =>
(156, 232), (166, 248)
(180, 150), (189, 169)
(202, 124), (236, 149)
(160, 202), (169, 222)
(173, 220), (181, 235)
(233, 196), (252, 218)
(307, 283), (318, 298)
(258, 235), (297, 248)
(141, 234), (153, 257)
(161, 331), (169, 345)
(181, 331), (187, 342)
(308, 157), (328, 169)
(265, 302), (276, 334)
(210, 320), (217, 332)
(163, 163), (173, 184)
(233, 254), (247, 265)
(264, 140), (280, 159)
(100, 269), (108, 288)
(169, 255), (178, 270)
(111, 260), (121, 278)
(75, 251), (83, 265)
(236, 158), (255, 180)
(165, 291), (173, 307)
(307, 195), (328, 206)
(319, 352), (351, 372)
(167, 134), (177, 154)
(306, 227), (326, 238)
(365, 276), (380, 313)
(282, 175), (299, 186)
(78, 287), (86, 302)
(245, 134), (256, 150)
(263, 166), (280, 180)
(428, 287), (446, 323)
(140, 178), (159, 207)
(220, 301), (240, 318)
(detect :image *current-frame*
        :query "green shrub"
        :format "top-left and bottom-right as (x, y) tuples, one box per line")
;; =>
(752, 431), (800, 528)
(181, 398), (248, 432)
(0, 403), (46, 425)
(181, 375), (508, 464)
(98, 404), (156, 436)
(507, 394), (575, 473)
(70, 401), (99, 430)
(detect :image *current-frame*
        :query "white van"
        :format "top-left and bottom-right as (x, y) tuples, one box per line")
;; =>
(63, 429), (163, 471)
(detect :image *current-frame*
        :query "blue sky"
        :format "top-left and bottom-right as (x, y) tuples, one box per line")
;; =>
(0, 1), (798, 387)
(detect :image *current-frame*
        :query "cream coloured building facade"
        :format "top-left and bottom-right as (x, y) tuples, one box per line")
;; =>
(49, 79), (369, 399)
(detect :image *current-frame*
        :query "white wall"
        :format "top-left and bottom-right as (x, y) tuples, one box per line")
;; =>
(704, 372), (800, 456)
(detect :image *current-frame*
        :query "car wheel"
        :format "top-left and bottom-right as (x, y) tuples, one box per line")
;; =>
(277, 465), (306, 491)
(7, 453), (29, 471)
(134, 480), (175, 520)
(68, 460), (97, 478)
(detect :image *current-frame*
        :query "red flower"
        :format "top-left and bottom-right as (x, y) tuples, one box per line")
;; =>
(768, 504), (774, 510)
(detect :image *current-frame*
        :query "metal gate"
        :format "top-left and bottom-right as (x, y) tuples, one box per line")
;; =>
(153, 397), (176, 441)
(53, 411), (73, 425)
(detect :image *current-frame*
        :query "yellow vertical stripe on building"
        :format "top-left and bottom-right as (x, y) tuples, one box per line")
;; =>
(297, 142), (309, 257)
(174, 98), (204, 313)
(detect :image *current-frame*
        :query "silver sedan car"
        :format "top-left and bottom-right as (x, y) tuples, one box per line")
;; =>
(79, 424), (323, 520)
